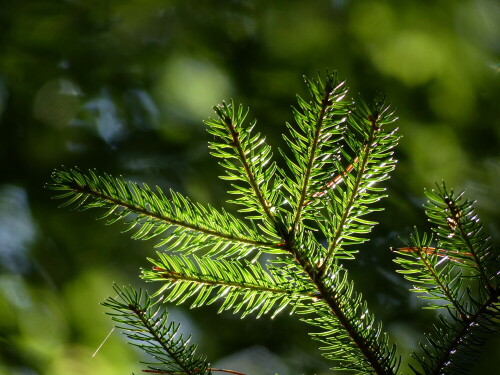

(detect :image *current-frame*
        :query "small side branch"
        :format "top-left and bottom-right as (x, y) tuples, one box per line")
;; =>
(291, 83), (335, 230)
(219, 110), (277, 223)
(319, 115), (380, 275)
(60, 177), (276, 250)
(429, 290), (500, 375)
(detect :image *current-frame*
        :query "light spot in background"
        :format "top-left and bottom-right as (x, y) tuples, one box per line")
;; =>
(0, 274), (31, 309)
(155, 55), (232, 124)
(454, 0), (500, 50)
(263, 4), (336, 60)
(47, 344), (140, 375)
(61, 269), (140, 374)
(33, 79), (81, 127)
(350, 1), (492, 123)
(83, 89), (125, 144)
(0, 185), (36, 273)
(370, 31), (447, 86)
(350, 2), (448, 86)
(402, 124), (470, 190)
(17, 289), (69, 359)
(489, 62), (500, 74)
(126, 89), (160, 129)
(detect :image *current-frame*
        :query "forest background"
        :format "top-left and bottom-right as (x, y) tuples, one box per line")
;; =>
(0, 1), (499, 374)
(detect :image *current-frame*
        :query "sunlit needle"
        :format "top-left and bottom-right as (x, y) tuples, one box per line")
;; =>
(92, 327), (115, 358)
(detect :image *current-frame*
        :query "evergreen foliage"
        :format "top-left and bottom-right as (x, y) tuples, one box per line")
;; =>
(48, 72), (499, 374)
(393, 183), (500, 374)
(103, 285), (211, 375)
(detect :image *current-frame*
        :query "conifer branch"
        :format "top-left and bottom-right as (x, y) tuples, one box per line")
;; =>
(103, 285), (211, 375)
(291, 76), (344, 230)
(282, 73), (349, 234)
(49, 168), (282, 258)
(393, 231), (468, 318)
(216, 103), (276, 222)
(50, 71), (498, 375)
(320, 121), (377, 271)
(320, 100), (398, 272)
(427, 292), (499, 375)
(285, 240), (399, 375)
(410, 289), (499, 375)
(396, 184), (500, 374)
(206, 101), (282, 229)
(425, 184), (499, 292)
(143, 252), (318, 318)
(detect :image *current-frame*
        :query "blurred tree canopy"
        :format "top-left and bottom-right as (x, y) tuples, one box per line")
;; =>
(0, 1), (498, 374)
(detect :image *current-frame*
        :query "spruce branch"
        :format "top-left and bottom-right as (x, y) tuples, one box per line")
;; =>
(48, 72), (500, 375)
(395, 184), (500, 374)
(286, 240), (400, 374)
(410, 292), (499, 375)
(102, 285), (211, 375)
(425, 183), (499, 291)
(205, 100), (283, 229)
(142, 252), (318, 318)
(49, 168), (283, 259)
(393, 230), (468, 317)
(319, 97), (399, 270)
(282, 73), (350, 231)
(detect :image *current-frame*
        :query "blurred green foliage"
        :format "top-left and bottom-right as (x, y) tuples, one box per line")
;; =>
(0, 0), (498, 374)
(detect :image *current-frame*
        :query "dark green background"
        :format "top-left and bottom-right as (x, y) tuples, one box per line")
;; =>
(0, 0), (498, 374)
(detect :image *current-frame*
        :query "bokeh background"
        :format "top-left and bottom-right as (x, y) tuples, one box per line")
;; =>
(1, 0), (499, 374)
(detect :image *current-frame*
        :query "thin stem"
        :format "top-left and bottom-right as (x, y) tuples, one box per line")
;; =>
(397, 247), (473, 265)
(143, 369), (246, 375)
(307, 157), (359, 203)
(209, 369), (247, 375)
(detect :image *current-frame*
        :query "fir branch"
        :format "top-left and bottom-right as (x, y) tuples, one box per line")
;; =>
(142, 252), (318, 318)
(102, 285), (211, 375)
(289, 242), (399, 374)
(49, 72), (500, 375)
(393, 230), (468, 317)
(411, 291), (499, 375)
(425, 183), (499, 292)
(397, 185), (500, 374)
(49, 168), (283, 259)
(205, 101), (282, 228)
(320, 97), (399, 270)
(282, 73), (350, 231)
